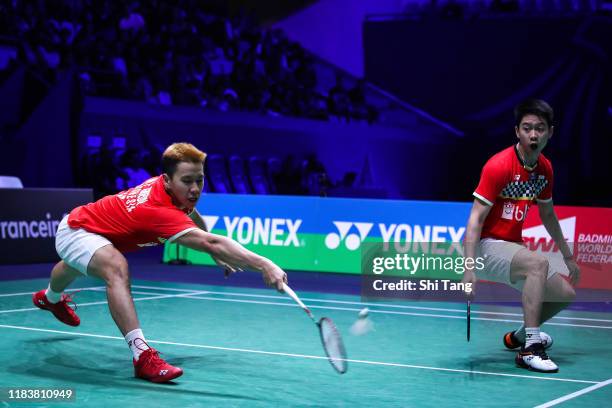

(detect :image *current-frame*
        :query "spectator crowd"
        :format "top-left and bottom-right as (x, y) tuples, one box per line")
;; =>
(0, 0), (378, 122)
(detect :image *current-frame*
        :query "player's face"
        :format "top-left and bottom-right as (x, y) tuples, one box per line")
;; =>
(515, 114), (553, 153)
(164, 161), (204, 210)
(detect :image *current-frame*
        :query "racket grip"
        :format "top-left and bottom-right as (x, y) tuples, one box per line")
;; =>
(467, 299), (471, 342)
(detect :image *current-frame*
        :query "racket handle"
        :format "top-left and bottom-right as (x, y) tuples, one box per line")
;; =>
(467, 299), (471, 342)
(283, 283), (315, 321)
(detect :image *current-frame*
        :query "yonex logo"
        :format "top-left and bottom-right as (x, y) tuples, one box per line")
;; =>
(325, 222), (373, 251)
(159, 370), (168, 376)
(201, 215), (302, 247)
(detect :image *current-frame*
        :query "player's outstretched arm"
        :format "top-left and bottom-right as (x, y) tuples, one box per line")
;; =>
(461, 199), (492, 296)
(188, 208), (242, 276)
(175, 229), (288, 291)
(538, 200), (580, 284)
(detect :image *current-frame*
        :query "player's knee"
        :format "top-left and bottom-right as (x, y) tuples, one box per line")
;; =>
(104, 257), (129, 286)
(530, 256), (549, 276)
(521, 256), (548, 282)
(107, 266), (129, 287)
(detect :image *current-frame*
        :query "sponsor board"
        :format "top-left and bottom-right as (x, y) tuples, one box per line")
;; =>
(523, 206), (612, 289)
(164, 194), (611, 289)
(0, 188), (93, 264)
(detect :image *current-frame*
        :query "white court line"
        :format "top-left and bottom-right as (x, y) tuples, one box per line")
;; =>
(0, 286), (105, 298)
(0, 291), (211, 314)
(3, 284), (610, 323)
(133, 285), (475, 314)
(179, 294), (472, 319)
(130, 285), (612, 323)
(534, 378), (612, 407)
(2, 287), (611, 329)
(114, 285), (205, 294)
(176, 294), (612, 329)
(0, 323), (599, 385)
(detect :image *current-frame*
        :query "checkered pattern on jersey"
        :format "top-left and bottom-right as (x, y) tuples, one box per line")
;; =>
(500, 178), (549, 200)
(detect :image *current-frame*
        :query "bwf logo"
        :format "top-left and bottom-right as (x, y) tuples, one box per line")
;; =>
(325, 221), (373, 251)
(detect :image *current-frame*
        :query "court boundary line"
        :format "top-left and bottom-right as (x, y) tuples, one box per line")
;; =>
(176, 294), (612, 329)
(0, 286), (105, 298)
(2, 287), (611, 329)
(0, 290), (210, 314)
(534, 378), (612, 407)
(0, 323), (600, 385)
(130, 285), (612, 323)
(2, 284), (610, 323)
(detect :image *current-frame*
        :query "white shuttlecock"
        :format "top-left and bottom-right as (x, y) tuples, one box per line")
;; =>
(350, 308), (373, 336)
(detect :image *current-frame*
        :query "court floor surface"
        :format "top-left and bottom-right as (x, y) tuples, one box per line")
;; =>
(0, 275), (611, 407)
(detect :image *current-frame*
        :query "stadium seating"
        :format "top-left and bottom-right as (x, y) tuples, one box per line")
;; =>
(247, 157), (270, 195)
(228, 155), (252, 194)
(206, 154), (232, 193)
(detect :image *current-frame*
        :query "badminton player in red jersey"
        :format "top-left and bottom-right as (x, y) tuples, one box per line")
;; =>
(462, 99), (579, 373)
(33, 143), (288, 383)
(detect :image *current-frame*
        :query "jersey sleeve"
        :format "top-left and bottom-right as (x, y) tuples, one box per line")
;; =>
(536, 161), (554, 203)
(148, 208), (199, 242)
(473, 159), (506, 206)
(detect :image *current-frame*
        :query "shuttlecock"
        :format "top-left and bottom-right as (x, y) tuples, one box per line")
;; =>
(350, 308), (373, 336)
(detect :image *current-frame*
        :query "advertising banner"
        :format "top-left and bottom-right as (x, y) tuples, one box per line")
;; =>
(0, 188), (93, 264)
(164, 194), (611, 290)
(523, 205), (612, 289)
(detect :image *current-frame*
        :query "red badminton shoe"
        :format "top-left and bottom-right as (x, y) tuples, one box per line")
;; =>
(134, 347), (183, 383)
(32, 289), (80, 326)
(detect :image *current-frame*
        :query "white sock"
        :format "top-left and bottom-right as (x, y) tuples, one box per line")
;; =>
(125, 328), (150, 361)
(45, 285), (62, 304)
(525, 327), (541, 348)
(514, 324), (526, 342)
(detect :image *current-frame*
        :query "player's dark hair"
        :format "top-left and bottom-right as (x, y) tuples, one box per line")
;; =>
(162, 143), (206, 176)
(514, 99), (554, 128)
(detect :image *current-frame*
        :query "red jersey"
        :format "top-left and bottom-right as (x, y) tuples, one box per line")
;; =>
(68, 176), (197, 252)
(473, 146), (553, 242)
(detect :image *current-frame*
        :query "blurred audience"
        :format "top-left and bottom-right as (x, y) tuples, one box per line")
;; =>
(87, 147), (127, 199)
(79, 147), (349, 198)
(115, 148), (152, 190)
(405, 0), (603, 17)
(0, 0), (378, 123)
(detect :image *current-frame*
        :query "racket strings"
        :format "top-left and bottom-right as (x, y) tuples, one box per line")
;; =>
(319, 318), (348, 373)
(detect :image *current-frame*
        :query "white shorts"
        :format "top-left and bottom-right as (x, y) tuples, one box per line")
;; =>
(55, 215), (112, 276)
(477, 238), (557, 291)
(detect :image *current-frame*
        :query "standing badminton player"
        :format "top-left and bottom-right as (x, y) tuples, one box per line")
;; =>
(462, 99), (579, 373)
(33, 143), (288, 383)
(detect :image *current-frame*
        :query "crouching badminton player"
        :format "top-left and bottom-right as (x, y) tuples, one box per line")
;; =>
(461, 99), (579, 373)
(33, 142), (288, 383)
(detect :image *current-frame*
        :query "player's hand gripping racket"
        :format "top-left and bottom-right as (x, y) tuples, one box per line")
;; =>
(283, 283), (348, 374)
